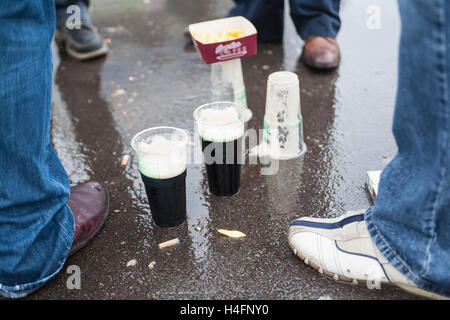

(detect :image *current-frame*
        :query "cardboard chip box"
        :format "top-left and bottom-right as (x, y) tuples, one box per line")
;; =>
(189, 16), (258, 64)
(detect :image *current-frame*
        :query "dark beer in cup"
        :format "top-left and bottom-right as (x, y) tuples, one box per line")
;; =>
(140, 170), (187, 227)
(201, 138), (242, 196)
(194, 102), (245, 196)
(131, 127), (188, 227)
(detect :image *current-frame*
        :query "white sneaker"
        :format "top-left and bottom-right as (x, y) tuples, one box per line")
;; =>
(287, 210), (449, 300)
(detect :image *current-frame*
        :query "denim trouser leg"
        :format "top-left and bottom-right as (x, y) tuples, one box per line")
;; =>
(289, 0), (341, 39)
(228, 0), (284, 42)
(365, 0), (450, 297)
(228, 0), (341, 42)
(0, 1), (74, 298)
(55, 0), (91, 27)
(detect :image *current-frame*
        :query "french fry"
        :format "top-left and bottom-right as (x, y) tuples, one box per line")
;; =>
(191, 27), (246, 44)
(121, 154), (130, 166)
(217, 229), (246, 238)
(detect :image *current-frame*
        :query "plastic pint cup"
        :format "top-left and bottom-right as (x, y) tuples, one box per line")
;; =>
(210, 58), (248, 108)
(262, 71), (306, 159)
(193, 102), (245, 196)
(131, 127), (188, 227)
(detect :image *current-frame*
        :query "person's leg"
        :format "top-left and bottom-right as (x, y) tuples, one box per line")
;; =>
(54, 0), (108, 61)
(289, 0), (340, 40)
(0, 1), (74, 298)
(55, 0), (91, 28)
(288, 0), (450, 299)
(289, 0), (341, 69)
(227, 0), (284, 43)
(365, 0), (450, 297)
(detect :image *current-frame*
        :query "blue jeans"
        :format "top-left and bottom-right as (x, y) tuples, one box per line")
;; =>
(55, 0), (91, 27)
(366, 0), (450, 297)
(0, 1), (74, 298)
(228, 0), (341, 42)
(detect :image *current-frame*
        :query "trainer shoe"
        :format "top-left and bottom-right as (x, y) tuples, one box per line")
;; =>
(55, 22), (108, 61)
(288, 210), (449, 300)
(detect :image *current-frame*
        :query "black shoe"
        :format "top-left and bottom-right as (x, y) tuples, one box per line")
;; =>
(55, 22), (108, 61)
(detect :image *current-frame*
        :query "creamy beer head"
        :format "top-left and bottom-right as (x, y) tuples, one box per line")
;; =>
(131, 127), (188, 179)
(193, 102), (245, 142)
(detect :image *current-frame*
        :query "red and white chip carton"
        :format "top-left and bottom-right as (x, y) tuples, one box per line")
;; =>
(189, 16), (258, 65)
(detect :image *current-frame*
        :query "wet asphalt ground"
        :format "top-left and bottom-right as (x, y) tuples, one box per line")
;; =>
(31, 0), (420, 299)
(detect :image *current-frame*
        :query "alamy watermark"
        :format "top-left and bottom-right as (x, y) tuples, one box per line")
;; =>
(66, 265), (81, 290)
(157, 127), (283, 176)
(65, 5), (81, 30)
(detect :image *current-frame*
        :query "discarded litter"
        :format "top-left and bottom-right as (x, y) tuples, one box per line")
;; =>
(148, 261), (156, 270)
(217, 229), (246, 238)
(121, 154), (130, 166)
(126, 259), (137, 267)
(111, 88), (126, 97)
(158, 237), (185, 249)
(195, 226), (202, 231)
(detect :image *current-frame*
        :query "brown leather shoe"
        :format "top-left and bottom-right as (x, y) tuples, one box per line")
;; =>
(67, 181), (109, 256)
(301, 37), (341, 70)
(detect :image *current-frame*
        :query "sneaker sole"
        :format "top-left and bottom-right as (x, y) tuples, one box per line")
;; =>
(288, 240), (450, 299)
(396, 284), (450, 300)
(54, 31), (108, 61)
(65, 42), (109, 61)
(287, 240), (393, 287)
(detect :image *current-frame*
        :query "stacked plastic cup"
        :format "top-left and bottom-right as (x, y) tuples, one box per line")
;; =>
(261, 71), (306, 159)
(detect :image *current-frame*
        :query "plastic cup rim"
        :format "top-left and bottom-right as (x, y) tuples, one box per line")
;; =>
(131, 126), (189, 155)
(267, 71), (299, 86)
(193, 101), (246, 126)
(260, 142), (307, 160)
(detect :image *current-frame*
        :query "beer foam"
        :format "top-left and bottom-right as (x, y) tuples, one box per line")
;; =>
(137, 135), (186, 179)
(196, 106), (244, 142)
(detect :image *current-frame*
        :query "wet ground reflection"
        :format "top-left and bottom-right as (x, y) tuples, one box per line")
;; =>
(38, 0), (416, 299)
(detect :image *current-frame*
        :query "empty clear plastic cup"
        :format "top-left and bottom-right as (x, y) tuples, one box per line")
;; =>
(193, 102), (245, 196)
(131, 127), (188, 227)
(261, 71), (306, 159)
(211, 81), (235, 102)
(210, 58), (253, 124)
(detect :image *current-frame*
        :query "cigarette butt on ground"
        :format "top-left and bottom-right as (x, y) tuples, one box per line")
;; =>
(121, 154), (130, 166)
(158, 237), (185, 249)
(217, 229), (246, 238)
(148, 261), (156, 270)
